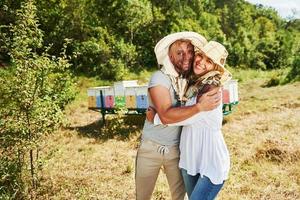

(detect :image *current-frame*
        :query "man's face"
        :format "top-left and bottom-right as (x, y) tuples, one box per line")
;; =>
(169, 41), (194, 75)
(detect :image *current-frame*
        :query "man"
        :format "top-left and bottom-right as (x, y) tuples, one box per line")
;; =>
(135, 32), (222, 200)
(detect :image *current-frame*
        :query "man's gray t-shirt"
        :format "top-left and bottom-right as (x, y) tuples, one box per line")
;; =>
(142, 70), (182, 146)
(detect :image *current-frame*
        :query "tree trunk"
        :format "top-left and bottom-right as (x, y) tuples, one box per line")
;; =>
(30, 149), (36, 189)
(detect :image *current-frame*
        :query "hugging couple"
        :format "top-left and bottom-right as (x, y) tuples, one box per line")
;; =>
(135, 32), (232, 200)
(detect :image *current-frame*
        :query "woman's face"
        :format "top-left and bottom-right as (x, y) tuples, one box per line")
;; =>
(193, 52), (215, 76)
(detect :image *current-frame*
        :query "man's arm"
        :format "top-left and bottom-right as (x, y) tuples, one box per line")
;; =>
(149, 85), (221, 124)
(153, 111), (205, 126)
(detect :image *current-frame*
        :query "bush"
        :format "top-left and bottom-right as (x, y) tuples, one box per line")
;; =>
(0, 0), (76, 197)
(72, 28), (138, 80)
(285, 52), (300, 83)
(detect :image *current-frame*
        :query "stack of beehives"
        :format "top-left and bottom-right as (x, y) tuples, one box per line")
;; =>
(87, 79), (239, 112)
(87, 80), (148, 110)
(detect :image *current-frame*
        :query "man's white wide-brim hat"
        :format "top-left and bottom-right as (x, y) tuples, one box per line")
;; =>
(154, 31), (207, 65)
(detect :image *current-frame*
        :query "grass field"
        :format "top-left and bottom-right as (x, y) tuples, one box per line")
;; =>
(36, 69), (300, 199)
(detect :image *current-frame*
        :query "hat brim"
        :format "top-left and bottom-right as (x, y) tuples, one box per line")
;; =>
(154, 32), (207, 65)
(195, 49), (228, 74)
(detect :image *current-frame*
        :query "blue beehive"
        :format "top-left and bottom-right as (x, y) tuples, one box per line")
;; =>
(136, 86), (148, 109)
(137, 95), (148, 108)
(93, 86), (113, 108)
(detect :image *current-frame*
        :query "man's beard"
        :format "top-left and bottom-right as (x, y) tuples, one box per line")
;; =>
(174, 63), (190, 76)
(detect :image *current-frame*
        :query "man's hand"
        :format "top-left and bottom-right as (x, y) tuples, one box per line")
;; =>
(196, 87), (221, 111)
(146, 106), (156, 123)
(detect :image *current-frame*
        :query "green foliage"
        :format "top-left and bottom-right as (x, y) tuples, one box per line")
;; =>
(0, 0), (22, 63)
(0, 0), (76, 197)
(72, 26), (138, 80)
(0, 152), (23, 199)
(1, 0), (300, 80)
(285, 50), (300, 82)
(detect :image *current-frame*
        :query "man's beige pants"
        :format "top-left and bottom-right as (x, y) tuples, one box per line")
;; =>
(135, 140), (185, 200)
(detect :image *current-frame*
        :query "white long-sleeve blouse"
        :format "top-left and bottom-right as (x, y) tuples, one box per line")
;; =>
(154, 96), (230, 184)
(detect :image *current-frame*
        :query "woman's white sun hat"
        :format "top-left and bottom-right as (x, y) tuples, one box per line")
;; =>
(199, 41), (228, 71)
(196, 41), (232, 84)
(154, 31), (207, 66)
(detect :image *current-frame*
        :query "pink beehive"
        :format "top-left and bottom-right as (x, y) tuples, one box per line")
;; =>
(103, 87), (114, 108)
(105, 96), (114, 108)
(222, 89), (230, 104)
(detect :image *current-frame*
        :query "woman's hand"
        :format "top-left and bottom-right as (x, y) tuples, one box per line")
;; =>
(146, 106), (156, 123)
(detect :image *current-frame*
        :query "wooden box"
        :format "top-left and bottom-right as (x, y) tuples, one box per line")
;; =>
(125, 87), (136, 108)
(87, 88), (97, 108)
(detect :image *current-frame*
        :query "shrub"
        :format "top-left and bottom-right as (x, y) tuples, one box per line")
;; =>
(0, 0), (76, 197)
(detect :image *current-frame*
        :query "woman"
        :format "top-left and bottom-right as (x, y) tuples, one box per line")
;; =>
(149, 41), (232, 200)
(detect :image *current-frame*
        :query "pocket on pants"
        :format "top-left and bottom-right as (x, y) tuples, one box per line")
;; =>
(165, 146), (180, 160)
(137, 141), (156, 157)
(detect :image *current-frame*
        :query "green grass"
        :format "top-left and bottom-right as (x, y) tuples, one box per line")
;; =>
(35, 68), (300, 200)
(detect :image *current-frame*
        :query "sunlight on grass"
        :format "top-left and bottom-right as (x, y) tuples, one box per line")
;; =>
(37, 69), (300, 199)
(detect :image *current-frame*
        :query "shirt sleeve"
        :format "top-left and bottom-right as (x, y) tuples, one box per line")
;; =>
(148, 71), (171, 89)
(153, 112), (205, 126)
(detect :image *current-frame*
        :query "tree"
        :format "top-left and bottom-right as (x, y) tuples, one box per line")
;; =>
(0, 0), (75, 197)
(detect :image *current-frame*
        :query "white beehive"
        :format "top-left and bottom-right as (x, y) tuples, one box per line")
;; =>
(229, 81), (235, 103)
(231, 80), (239, 103)
(87, 88), (96, 97)
(114, 80), (138, 96)
(135, 85), (148, 96)
(223, 80), (239, 104)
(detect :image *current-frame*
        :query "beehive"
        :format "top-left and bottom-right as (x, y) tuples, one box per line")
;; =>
(136, 85), (148, 109)
(114, 80), (138, 108)
(231, 80), (239, 103)
(94, 87), (106, 108)
(87, 88), (97, 108)
(115, 96), (125, 108)
(223, 80), (239, 104)
(114, 80), (138, 95)
(103, 87), (114, 108)
(125, 87), (136, 108)
(222, 87), (230, 104)
(105, 96), (114, 108)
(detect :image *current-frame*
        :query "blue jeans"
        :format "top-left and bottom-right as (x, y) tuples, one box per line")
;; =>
(181, 169), (224, 200)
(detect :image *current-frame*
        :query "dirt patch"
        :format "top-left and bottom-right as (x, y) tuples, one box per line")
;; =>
(280, 102), (300, 108)
(255, 139), (300, 163)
